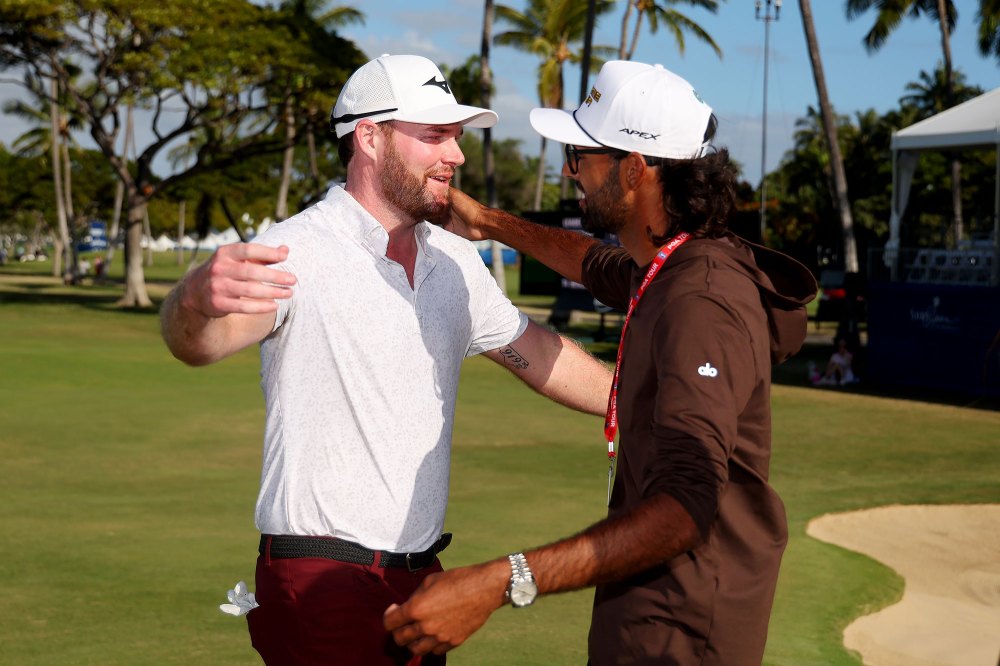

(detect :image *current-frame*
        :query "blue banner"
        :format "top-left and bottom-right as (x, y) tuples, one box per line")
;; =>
(867, 282), (1000, 397)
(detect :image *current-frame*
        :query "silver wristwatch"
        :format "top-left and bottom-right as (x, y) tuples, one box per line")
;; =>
(506, 552), (538, 608)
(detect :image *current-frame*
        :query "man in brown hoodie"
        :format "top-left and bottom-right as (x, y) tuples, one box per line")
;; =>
(384, 61), (817, 665)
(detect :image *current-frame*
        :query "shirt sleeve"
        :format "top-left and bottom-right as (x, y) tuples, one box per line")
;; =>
(643, 293), (758, 539)
(250, 230), (299, 332)
(466, 260), (529, 357)
(580, 243), (634, 311)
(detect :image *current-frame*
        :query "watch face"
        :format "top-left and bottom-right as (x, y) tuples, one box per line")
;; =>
(510, 579), (538, 607)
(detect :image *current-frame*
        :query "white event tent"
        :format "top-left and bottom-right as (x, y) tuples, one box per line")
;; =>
(888, 86), (1000, 284)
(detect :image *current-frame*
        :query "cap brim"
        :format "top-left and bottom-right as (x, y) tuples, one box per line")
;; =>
(529, 108), (602, 147)
(396, 104), (498, 129)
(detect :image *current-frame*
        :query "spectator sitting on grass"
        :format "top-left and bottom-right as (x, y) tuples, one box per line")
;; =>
(816, 336), (856, 386)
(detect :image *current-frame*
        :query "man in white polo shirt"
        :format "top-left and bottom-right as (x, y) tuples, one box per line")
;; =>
(160, 54), (611, 665)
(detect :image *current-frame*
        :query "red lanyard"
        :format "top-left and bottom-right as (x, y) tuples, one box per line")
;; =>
(604, 232), (690, 504)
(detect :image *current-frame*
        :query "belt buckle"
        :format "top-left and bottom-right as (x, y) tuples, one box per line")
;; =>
(405, 551), (423, 572)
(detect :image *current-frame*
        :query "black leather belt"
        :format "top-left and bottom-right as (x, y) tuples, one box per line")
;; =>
(260, 533), (452, 572)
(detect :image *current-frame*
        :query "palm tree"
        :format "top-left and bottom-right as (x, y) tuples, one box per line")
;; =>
(800, 0), (857, 273)
(275, 89), (297, 222)
(618, 0), (723, 61)
(279, 1), (366, 214)
(301, 1), (364, 27)
(845, 0), (964, 245)
(495, 0), (616, 210)
(105, 102), (133, 266)
(481, 1), (506, 293)
(900, 66), (982, 116)
(3, 71), (83, 278)
(976, 0), (1000, 59)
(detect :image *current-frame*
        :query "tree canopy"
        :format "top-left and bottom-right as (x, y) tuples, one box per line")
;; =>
(764, 71), (993, 272)
(0, 0), (365, 305)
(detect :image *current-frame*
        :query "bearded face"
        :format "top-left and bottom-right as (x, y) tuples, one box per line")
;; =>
(379, 128), (453, 223)
(580, 160), (628, 235)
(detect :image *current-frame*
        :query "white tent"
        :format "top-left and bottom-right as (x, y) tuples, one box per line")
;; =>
(150, 233), (177, 252)
(208, 227), (242, 247)
(887, 87), (1000, 284)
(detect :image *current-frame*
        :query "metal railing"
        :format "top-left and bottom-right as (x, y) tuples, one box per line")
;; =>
(869, 246), (998, 286)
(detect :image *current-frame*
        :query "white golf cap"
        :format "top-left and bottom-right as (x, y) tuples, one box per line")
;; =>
(331, 54), (498, 138)
(529, 60), (713, 159)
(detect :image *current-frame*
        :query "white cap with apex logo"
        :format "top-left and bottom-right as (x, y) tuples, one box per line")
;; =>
(331, 54), (498, 138)
(529, 60), (713, 160)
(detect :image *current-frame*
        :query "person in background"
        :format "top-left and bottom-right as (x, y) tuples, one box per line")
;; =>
(816, 336), (856, 386)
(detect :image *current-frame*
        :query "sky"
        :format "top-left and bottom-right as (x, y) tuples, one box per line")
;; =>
(336, 0), (998, 185)
(1, 1), (997, 187)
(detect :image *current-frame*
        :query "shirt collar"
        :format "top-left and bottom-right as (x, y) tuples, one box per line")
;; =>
(325, 185), (435, 260)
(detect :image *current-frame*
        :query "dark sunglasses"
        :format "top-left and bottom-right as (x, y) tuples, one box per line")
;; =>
(563, 144), (626, 175)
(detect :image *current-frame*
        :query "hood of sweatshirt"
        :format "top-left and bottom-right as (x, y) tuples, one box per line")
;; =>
(683, 234), (817, 365)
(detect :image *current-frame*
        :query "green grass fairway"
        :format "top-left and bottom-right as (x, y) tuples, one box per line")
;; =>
(1, 270), (998, 665)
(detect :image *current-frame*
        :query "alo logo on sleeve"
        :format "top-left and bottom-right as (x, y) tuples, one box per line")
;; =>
(697, 362), (719, 378)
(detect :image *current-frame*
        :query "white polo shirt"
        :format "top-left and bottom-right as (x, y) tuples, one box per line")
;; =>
(250, 186), (528, 552)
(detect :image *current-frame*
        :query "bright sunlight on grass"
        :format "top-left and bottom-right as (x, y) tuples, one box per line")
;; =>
(1, 267), (997, 664)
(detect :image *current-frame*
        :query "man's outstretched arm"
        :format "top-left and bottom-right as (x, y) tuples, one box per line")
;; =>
(447, 188), (601, 285)
(484, 320), (611, 417)
(383, 492), (700, 656)
(160, 243), (296, 366)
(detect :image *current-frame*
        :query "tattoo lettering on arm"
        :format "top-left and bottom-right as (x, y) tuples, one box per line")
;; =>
(498, 345), (529, 370)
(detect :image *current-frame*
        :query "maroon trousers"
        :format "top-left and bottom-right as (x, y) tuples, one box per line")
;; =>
(247, 545), (445, 665)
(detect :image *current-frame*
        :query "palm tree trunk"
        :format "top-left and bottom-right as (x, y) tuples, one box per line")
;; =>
(937, 0), (963, 245)
(306, 109), (321, 194)
(61, 140), (73, 225)
(48, 76), (70, 279)
(482, 0), (507, 293)
(107, 103), (133, 264)
(275, 94), (295, 222)
(143, 205), (153, 267)
(799, 0), (858, 273)
(52, 237), (64, 276)
(619, 0), (634, 59)
(32, 212), (47, 259)
(533, 135), (547, 211)
(627, 3), (645, 61)
(176, 200), (186, 266)
(61, 138), (80, 276)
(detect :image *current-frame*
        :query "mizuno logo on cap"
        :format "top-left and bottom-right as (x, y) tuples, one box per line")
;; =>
(620, 128), (660, 140)
(422, 77), (451, 94)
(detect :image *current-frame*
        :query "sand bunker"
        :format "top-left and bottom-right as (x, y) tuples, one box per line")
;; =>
(807, 504), (1000, 666)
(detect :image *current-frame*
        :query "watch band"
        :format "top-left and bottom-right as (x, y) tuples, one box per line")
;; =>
(508, 553), (533, 580)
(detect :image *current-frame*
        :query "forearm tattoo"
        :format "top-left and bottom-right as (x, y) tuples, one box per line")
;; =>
(498, 345), (529, 370)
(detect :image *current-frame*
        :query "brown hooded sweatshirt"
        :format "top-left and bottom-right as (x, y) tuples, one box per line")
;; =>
(581, 234), (816, 666)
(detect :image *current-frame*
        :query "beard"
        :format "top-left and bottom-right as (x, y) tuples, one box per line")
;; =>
(580, 162), (628, 235)
(380, 138), (450, 222)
